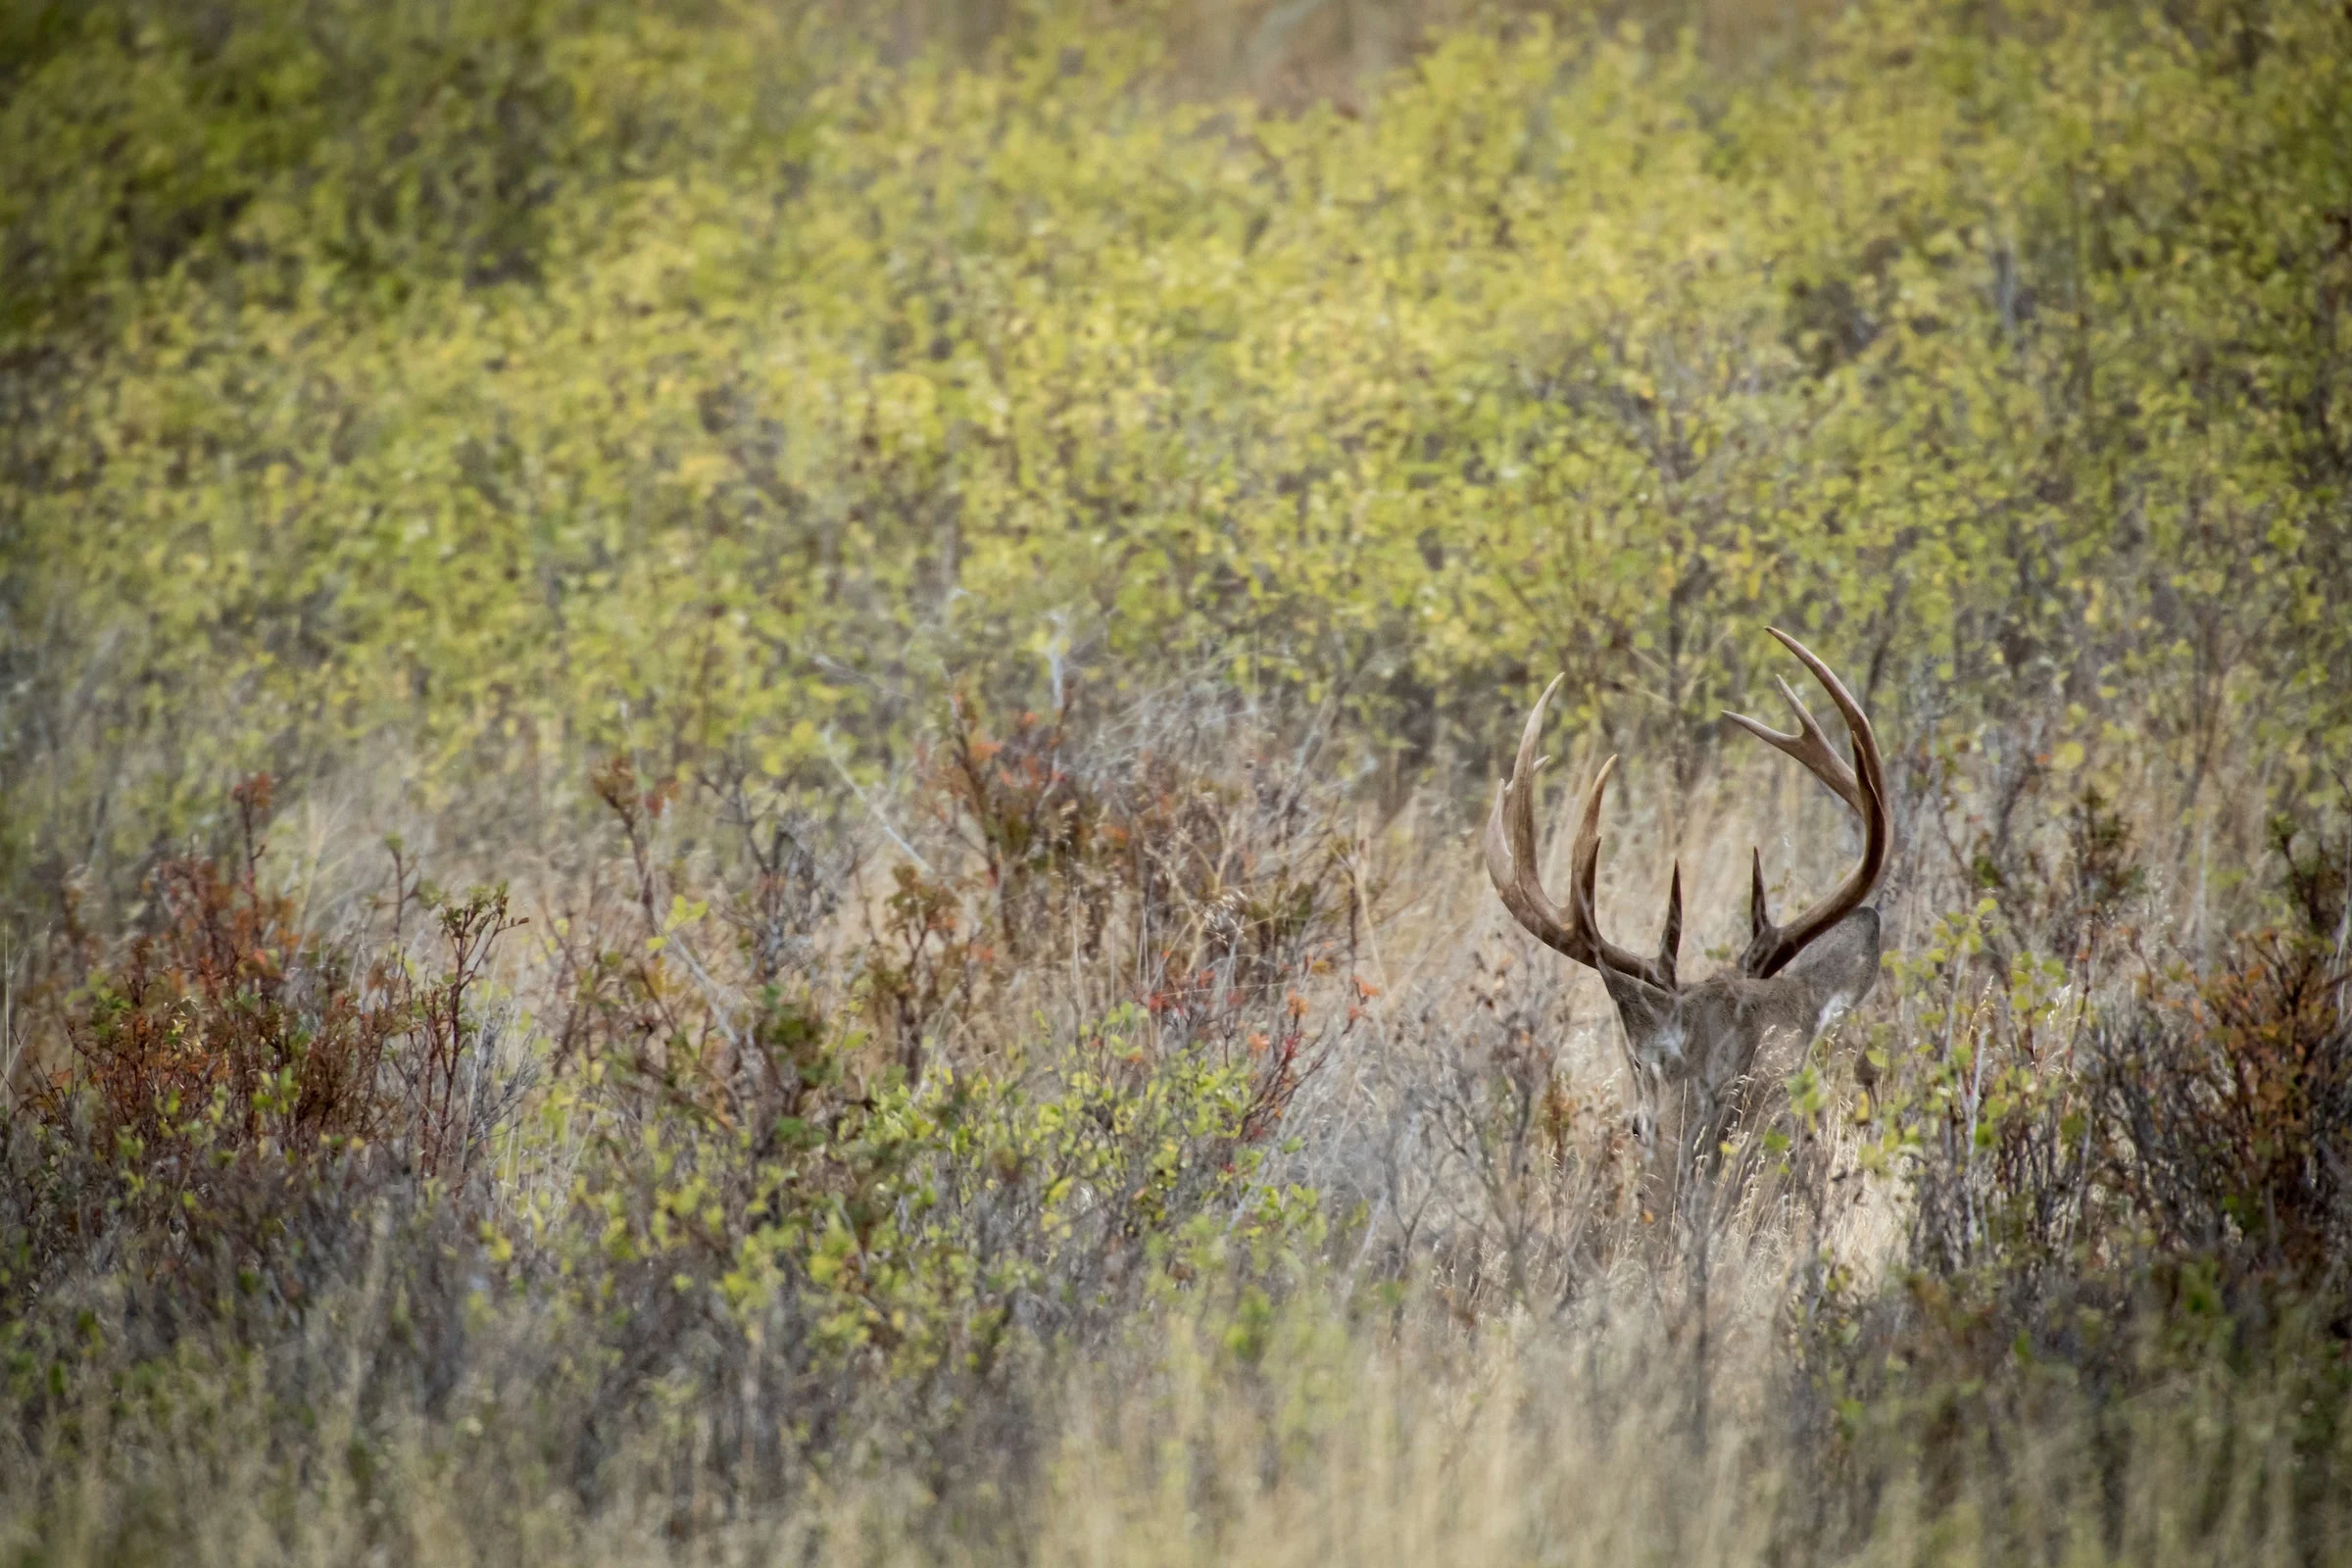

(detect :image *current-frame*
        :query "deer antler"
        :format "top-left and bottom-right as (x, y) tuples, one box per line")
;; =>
(1723, 627), (1889, 979)
(1483, 675), (1681, 992)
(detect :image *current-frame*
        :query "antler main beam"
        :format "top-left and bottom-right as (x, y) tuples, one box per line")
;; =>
(1485, 629), (1888, 992)
(1481, 629), (1895, 1198)
(1724, 627), (1889, 979)
(1482, 675), (1680, 993)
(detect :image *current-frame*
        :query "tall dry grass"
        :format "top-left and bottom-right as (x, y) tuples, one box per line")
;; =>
(7, 657), (2345, 1564)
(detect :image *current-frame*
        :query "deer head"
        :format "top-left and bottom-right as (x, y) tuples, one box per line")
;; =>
(1484, 628), (1890, 1196)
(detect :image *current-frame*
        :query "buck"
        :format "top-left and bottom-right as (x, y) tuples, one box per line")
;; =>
(1485, 628), (1889, 1202)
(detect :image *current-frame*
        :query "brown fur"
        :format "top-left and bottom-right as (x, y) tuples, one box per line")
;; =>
(1601, 906), (1881, 1212)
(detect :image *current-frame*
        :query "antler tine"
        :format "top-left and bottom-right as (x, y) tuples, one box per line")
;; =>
(1728, 628), (1890, 979)
(1482, 676), (1566, 948)
(1657, 861), (1683, 987)
(1484, 676), (1676, 991)
(1723, 674), (1867, 816)
(1482, 677), (1568, 951)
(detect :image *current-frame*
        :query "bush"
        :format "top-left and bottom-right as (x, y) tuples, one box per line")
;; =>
(7, 0), (2350, 927)
(1789, 813), (2352, 1558)
(0, 777), (529, 1413)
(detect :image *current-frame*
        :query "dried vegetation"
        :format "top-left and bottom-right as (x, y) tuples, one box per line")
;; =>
(5, 0), (2352, 1561)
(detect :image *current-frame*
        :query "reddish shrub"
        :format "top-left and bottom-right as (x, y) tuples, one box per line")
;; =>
(36, 776), (401, 1164)
(26, 775), (524, 1200)
(2093, 932), (2351, 1290)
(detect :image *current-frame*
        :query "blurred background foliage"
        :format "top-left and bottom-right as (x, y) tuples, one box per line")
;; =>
(5, 0), (2347, 915)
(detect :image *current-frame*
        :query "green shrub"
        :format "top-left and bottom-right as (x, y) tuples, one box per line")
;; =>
(7, 0), (2348, 916)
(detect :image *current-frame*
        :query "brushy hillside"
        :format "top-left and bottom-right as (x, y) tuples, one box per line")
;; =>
(3, 0), (2351, 1562)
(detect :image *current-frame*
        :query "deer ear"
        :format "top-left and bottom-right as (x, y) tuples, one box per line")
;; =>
(1779, 906), (1882, 1024)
